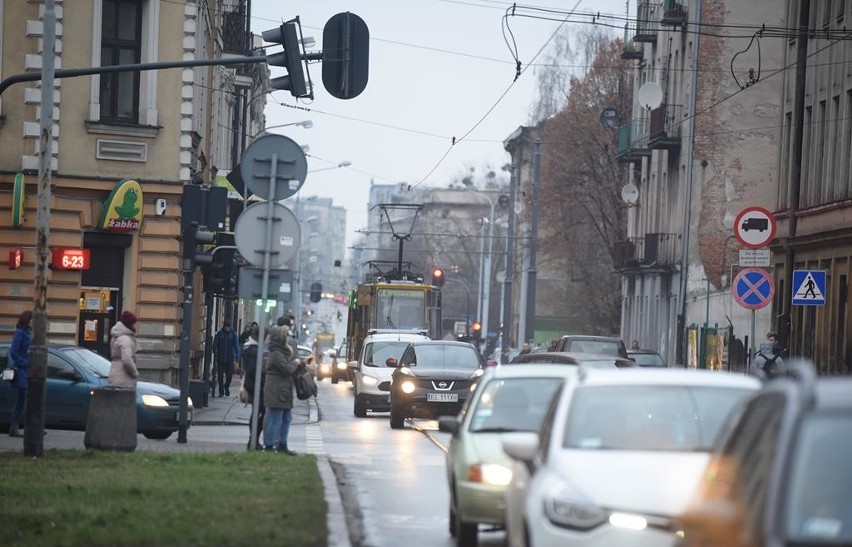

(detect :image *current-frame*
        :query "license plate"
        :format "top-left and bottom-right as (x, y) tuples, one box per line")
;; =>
(427, 392), (458, 403)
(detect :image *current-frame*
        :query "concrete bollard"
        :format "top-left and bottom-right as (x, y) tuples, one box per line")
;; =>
(84, 386), (138, 451)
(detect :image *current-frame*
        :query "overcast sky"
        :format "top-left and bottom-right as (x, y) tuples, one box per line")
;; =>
(250, 0), (627, 251)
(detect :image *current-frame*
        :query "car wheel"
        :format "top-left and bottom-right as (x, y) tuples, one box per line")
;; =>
(143, 430), (173, 440)
(455, 502), (477, 547)
(332, 374), (339, 384)
(354, 395), (367, 418)
(389, 405), (405, 429)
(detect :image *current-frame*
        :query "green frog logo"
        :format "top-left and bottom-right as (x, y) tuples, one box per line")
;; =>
(115, 188), (140, 219)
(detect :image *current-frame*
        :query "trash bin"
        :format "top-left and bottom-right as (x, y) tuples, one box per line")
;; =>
(84, 386), (137, 451)
(189, 379), (208, 408)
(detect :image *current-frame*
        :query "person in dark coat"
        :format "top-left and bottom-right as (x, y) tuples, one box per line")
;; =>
(242, 325), (264, 449)
(7, 310), (32, 437)
(213, 320), (241, 397)
(262, 325), (298, 454)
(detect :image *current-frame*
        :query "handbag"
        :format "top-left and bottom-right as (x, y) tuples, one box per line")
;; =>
(294, 365), (317, 400)
(238, 386), (251, 404)
(1, 368), (14, 382)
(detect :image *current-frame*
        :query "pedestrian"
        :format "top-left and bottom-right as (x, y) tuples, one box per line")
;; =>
(213, 320), (241, 397)
(7, 310), (32, 437)
(630, 340), (640, 351)
(547, 338), (559, 352)
(262, 323), (298, 455)
(755, 332), (783, 376)
(518, 342), (531, 356)
(109, 310), (139, 388)
(239, 321), (258, 346)
(242, 324), (264, 450)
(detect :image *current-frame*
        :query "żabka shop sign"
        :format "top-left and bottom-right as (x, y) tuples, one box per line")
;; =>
(98, 179), (144, 233)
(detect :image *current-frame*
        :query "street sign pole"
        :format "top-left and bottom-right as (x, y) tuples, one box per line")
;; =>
(249, 154), (280, 452)
(750, 309), (756, 372)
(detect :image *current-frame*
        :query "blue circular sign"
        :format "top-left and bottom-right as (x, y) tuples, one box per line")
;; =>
(732, 268), (775, 310)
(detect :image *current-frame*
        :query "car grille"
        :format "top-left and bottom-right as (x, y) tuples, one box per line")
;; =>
(413, 379), (471, 390)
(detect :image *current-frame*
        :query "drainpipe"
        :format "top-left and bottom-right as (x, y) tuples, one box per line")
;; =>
(676, 0), (701, 365)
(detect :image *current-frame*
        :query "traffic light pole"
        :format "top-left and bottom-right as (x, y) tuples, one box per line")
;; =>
(178, 223), (198, 444)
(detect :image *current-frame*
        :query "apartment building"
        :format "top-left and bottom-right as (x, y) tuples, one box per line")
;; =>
(0, 0), (266, 383)
(616, 0), (784, 366)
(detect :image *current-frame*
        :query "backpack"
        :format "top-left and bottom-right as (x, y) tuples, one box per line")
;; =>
(293, 365), (317, 400)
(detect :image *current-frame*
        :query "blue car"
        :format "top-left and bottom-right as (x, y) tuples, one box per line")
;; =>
(0, 344), (191, 439)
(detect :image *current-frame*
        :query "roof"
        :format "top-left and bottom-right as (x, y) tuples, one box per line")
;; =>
(576, 368), (763, 389)
(559, 335), (623, 342)
(512, 351), (635, 366)
(405, 339), (476, 348)
(364, 331), (430, 342)
(627, 349), (663, 355)
(488, 363), (580, 379)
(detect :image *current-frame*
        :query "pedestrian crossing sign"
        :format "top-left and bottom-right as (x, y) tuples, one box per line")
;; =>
(792, 270), (826, 306)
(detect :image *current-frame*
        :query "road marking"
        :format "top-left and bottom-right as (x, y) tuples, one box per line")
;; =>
(408, 419), (448, 453)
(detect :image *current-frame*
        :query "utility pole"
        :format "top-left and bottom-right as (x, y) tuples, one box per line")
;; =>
(25, 0), (56, 457)
(500, 163), (516, 364)
(523, 140), (541, 345)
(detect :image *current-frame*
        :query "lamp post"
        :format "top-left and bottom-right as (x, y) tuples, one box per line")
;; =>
(250, 119), (312, 139)
(465, 190), (496, 343)
(378, 203), (423, 279)
(307, 160), (351, 174)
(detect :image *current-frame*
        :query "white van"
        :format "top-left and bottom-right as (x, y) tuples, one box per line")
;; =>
(352, 330), (429, 417)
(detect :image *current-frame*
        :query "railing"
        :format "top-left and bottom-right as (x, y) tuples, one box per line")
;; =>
(621, 25), (644, 60)
(661, 0), (688, 25)
(635, 0), (658, 41)
(221, 4), (248, 55)
(643, 233), (681, 265)
(617, 117), (650, 158)
(649, 104), (683, 149)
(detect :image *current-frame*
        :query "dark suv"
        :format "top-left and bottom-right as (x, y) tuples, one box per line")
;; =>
(679, 362), (852, 546)
(389, 340), (484, 429)
(552, 335), (628, 358)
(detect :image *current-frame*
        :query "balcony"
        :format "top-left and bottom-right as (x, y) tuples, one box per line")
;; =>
(643, 233), (681, 266)
(661, 0), (687, 26)
(616, 118), (651, 162)
(620, 25), (644, 60)
(613, 237), (644, 270)
(221, 4), (249, 55)
(649, 103), (683, 151)
(634, 0), (658, 42)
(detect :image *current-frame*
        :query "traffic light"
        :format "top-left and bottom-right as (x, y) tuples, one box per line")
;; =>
(310, 282), (323, 303)
(203, 249), (235, 295)
(261, 20), (309, 98)
(431, 267), (445, 288)
(471, 321), (482, 341)
(181, 222), (215, 271)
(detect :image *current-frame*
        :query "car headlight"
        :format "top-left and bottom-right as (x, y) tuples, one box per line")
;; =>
(468, 463), (513, 486)
(320, 363), (331, 372)
(399, 366), (413, 375)
(362, 375), (379, 386)
(543, 482), (608, 530)
(471, 368), (485, 379)
(336, 362), (347, 370)
(142, 394), (169, 408)
(400, 380), (416, 394)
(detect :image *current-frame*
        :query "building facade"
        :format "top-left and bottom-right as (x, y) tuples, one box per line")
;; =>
(0, 0), (265, 383)
(616, 0), (784, 367)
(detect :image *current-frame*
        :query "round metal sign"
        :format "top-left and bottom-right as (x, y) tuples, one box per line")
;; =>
(734, 206), (776, 249)
(234, 202), (301, 268)
(732, 268), (775, 310)
(239, 134), (307, 201)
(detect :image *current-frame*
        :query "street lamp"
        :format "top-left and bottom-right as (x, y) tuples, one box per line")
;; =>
(378, 203), (423, 280)
(250, 120), (312, 139)
(307, 161), (352, 174)
(465, 190), (496, 342)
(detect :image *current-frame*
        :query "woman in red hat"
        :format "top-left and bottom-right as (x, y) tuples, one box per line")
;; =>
(109, 310), (139, 388)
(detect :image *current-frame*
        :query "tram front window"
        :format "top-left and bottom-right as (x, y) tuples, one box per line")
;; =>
(377, 289), (426, 330)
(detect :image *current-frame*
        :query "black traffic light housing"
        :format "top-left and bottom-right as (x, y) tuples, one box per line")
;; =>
(471, 321), (482, 341)
(310, 282), (323, 303)
(182, 222), (215, 271)
(262, 20), (309, 98)
(431, 267), (445, 288)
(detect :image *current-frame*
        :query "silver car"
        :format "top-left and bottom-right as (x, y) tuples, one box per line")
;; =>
(438, 364), (578, 547)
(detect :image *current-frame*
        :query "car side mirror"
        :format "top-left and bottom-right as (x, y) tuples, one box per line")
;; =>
(385, 357), (399, 367)
(347, 360), (358, 370)
(437, 415), (460, 436)
(502, 432), (539, 463)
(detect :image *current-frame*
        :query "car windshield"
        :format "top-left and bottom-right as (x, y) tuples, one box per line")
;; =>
(564, 385), (753, 451)
(376, 288), (426, 330)
(569, 340), (622, 356)
(785, 413), (852, 542)
(469, 377), (563, 433)
(364, 341), (411, 367)
(62, 347), (110, 378)
(631, 353), (666, 367)
(412, 345), (479, 369)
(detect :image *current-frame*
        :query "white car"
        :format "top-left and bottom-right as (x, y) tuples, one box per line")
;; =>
(352, 329), (429, 417)
(502, 368), (762, 547)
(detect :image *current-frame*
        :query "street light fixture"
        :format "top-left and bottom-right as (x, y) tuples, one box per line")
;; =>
(307, 161), (352, 174)
(250, 120), (312, 139)
(377, 203), (423, 280)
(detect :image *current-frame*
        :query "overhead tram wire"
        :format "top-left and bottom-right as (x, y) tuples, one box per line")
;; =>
(405, 0), (583, 195)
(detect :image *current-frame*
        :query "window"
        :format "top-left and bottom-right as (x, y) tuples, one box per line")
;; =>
(100, 0), (143, 123)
